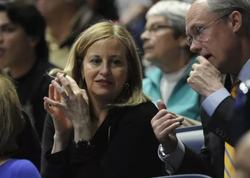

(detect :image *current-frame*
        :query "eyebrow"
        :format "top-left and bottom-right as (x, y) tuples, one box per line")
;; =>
(0, 22), (13, 28)
(145, 22), (166, 29)
(186, 22), (203, 36)
(87, 54), (123, 58)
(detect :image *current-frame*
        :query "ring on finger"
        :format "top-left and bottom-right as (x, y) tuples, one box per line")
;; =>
(62, 92), (69, 102)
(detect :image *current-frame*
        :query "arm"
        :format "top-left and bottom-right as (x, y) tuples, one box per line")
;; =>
(208, 96), (236, 145)
(151, 100), (216, 176)
(41, 114), (71, 178)
(159, 134), (216, 177)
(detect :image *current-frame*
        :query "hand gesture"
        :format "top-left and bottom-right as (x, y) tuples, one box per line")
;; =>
(151, 100), (184, 154)
(187, 56), (224, 97)
(44, 80), (73, 137)
(44, 73), (92, 140)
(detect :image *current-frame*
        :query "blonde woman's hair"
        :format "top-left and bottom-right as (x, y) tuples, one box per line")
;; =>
(0, 75), (24, 154)
(50, 21), (151, 107)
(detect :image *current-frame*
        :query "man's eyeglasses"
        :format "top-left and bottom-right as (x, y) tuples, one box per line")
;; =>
(186, 14), (229, 46)
(142, 24), (172, 34)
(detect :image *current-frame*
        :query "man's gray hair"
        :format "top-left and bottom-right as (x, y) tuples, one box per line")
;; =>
(206, 0), (250, 34)
(146, 0), (191, 38)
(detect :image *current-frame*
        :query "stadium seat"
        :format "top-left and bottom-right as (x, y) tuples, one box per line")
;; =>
(176, 125), (204, 153)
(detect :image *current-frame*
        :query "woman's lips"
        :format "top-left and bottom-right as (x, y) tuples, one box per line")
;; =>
(96, 80), (113, 86)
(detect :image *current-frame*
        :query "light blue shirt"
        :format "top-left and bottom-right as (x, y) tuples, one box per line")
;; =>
(203, 59), (250, 116)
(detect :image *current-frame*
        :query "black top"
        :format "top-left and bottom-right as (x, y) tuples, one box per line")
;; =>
(41, 101), (164, 178)
(10, 60), (56, 140)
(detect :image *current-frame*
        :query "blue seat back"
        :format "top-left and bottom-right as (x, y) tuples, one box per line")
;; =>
(176, 125), (204, 153)
(152, 174), (212, 178)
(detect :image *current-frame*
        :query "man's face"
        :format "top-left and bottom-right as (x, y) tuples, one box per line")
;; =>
(185, 0), (240, 74)
(36, 0), (62, 18)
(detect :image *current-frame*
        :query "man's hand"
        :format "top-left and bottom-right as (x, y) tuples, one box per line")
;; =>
(187, 56), (224, 98)
(151, 100), (184, 154)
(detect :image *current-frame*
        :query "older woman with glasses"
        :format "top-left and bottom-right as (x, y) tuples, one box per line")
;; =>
(141, 0), (201, 122)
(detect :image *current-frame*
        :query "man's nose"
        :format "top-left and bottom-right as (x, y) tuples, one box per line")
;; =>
(190, 39), (202, 54)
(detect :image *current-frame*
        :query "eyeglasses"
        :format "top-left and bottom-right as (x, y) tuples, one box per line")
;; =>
(142, 24), (173, 34)
(186, 14), (229, 46)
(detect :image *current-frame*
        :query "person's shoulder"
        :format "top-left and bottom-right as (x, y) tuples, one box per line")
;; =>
(38, 61), (60, 72)
(123, 101), (158, 120)
(10, 159), (41, 178)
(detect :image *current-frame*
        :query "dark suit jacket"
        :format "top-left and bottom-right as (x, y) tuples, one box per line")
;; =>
(175, 93), (250, 178)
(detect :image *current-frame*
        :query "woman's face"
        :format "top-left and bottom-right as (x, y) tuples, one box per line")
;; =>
(82, 38), (128, 103)
(0, 12), (36, 69)
(141, 15), (181, 66)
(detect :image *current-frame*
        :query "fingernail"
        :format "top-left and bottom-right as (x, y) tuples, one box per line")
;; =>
(56, 73), (63, 77)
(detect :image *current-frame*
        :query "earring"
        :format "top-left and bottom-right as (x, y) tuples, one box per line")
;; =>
(124, 82), (129, 89)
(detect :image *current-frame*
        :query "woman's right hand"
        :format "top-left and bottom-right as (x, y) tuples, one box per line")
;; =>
(44, 80), (73, 138)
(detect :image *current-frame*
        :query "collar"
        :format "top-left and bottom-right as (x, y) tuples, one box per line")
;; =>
(238, 59), (250, 82)
(145, 56), (197, 87)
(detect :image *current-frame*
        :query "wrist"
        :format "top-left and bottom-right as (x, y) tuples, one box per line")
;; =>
(74, 138), (94, 149)
(73, 125), (92, 142)
(161, 138), (178, 154)
(205, 83), (224, 98)
(54, 131), (71, 140)
(52, 134), (70, 153)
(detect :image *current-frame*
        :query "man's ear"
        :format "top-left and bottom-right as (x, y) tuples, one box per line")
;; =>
(177, 34), (187, 48)
(229, 11), (242, 33)
(28, 36), (40, 47)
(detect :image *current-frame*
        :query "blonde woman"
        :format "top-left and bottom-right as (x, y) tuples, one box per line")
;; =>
(41, 21), (163, 178)
(0, 75), (40, 178)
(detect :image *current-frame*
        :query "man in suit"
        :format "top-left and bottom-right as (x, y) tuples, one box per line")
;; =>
(151, 0), (250, 177)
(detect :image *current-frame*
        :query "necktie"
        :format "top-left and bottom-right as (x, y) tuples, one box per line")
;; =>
(224, 77), (240, 178)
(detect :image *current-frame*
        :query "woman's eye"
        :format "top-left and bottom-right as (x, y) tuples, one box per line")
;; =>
(1, 25), (17, 33)
(90, 58), (101, 65)
(111, 59), (122, 66)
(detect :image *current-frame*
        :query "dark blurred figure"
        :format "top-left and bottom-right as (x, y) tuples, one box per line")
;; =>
(0, 2), (55, 140)
(36, 0), (102, 69)
(117, 0), (152, 59)
(234, 80), (250, 144)
(0, 73), (41, 177)
(235, 129), (250, 178)
(88, 0), (118, 21)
